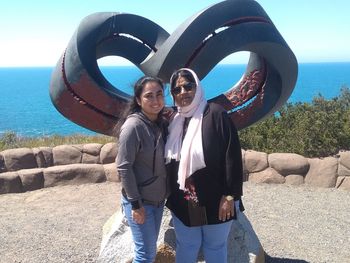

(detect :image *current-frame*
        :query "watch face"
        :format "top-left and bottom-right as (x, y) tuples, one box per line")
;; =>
(226, 195), (233, 201)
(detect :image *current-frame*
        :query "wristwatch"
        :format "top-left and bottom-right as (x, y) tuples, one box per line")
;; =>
(225, 195), (234, 201)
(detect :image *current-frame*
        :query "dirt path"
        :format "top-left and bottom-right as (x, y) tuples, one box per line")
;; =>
(0, 182), (121, 263)
(1, 181), (349, 263)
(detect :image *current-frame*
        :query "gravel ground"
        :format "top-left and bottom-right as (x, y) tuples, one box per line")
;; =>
(0, 181), (349, 263)
(242, 183), (350, 263)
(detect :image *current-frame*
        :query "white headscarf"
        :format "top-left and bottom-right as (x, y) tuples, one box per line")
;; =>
(164, 68), (207, 190)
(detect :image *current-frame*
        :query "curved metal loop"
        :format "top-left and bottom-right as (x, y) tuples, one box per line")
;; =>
(49, 13), (170, 135)
(50, 0), (297, 135)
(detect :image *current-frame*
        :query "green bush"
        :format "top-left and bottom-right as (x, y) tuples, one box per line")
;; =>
(239, 86), (350, 158)
(0, 131), (19, 150)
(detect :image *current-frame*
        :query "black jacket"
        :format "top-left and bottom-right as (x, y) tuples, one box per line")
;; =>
(166, 103), (244, 226)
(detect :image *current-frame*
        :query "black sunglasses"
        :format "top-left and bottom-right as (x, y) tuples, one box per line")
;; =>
(171, 83), (195, 95)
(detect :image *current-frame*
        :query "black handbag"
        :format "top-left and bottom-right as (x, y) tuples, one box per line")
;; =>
(187, 200), (208, 226)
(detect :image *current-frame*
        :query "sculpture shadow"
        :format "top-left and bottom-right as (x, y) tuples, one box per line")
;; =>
(265, 254), (309, 263)
(165, 227), (310, 263)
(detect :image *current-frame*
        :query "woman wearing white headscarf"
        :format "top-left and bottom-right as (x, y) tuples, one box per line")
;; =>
(165, 68), (244, 263)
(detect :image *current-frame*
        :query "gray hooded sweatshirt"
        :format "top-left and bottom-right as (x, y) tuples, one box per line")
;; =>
(116, 112), (168, 209)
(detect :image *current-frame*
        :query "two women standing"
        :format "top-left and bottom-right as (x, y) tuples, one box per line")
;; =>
(116, 68), (244, 263)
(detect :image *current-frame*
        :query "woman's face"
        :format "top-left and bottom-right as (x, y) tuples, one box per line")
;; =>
(172, 76), (196, 107)
(137, 81), (164, 121)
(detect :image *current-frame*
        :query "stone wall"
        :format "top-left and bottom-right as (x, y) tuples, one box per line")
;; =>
(0, 143), (119, 194)
(1, 144), (350, 195)
(243, 150), (350, 191)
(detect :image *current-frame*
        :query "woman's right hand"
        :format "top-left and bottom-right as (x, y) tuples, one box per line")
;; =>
(132, 207), (145, 224)
(162, 107), (176, 121)
(218, 195), (234, 221)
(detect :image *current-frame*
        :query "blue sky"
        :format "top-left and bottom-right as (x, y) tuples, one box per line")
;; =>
(1, 0), (349, 67)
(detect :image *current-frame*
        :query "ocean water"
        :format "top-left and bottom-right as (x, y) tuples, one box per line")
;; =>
(0, 62), (349, 137)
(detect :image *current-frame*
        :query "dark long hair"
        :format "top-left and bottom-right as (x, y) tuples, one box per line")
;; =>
(113, 76), (164, 137)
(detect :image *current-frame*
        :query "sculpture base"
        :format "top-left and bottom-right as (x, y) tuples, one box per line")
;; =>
(98, 207), (264, 263)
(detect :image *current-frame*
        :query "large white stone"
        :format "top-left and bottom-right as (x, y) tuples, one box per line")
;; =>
(98, 207), (264, 263)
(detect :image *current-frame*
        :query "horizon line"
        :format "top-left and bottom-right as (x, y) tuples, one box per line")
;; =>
(1, 61), (350, 69)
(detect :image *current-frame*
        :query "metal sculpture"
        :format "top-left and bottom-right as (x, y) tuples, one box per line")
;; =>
(50, 0), (298, 136)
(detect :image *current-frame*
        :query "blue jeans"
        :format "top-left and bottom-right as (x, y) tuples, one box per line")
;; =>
(122, 196), (164, 263)
(172, 213), (233, 263)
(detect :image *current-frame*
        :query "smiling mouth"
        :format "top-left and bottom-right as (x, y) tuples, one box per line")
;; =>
(181, 95), (192, 100)
(182, 97), (192, 103)
(151, 105), (162, 110)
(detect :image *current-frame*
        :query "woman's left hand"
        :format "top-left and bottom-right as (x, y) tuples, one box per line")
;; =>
(218, 196), (234, 221)
(132, 207), (146, 224)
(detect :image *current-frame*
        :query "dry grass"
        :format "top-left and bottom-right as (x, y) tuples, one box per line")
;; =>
(0, 131), (115, 151)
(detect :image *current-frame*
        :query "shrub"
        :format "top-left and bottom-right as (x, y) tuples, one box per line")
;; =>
(239, 86), (350, 157)
(0, 131), (19, 150)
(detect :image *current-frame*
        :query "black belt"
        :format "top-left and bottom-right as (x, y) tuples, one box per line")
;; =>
(122, 188), (164, 208)
(142, 199), (165, 207)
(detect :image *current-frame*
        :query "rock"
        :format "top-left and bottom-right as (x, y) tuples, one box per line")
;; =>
(32, 148), (47, 168)
(285, 174), (304, 186)
(82, 143), (103, 164)
(338, 163), (350, 177)
(40, 147), (54, 167)
(98, 208), (264, 263)
(98, 211), (134, 263)
(228, 209), (265, 263)
(339, 151), (350, 170)
(0, 172), (23, 194)
(103, 163), (120, 182)
(305, 157), (338, 188)
(33, 147), (53, 168)
(336, 176), (350, 191)
(244, 150), (268, 173)
(0, 153), (6, 173)
(268, 153), (309, 176)
(249, 168), (285, 184)
(43, 164), (106, 187)
(53, 145), (82, 166)
(18, 168), (44, 192)
(335, 176), (345, 188)
(241, 149), (249, 182)
(100, 143), (117, 164)
(1, 148), (37, 171)
(338, 151), (350, 176)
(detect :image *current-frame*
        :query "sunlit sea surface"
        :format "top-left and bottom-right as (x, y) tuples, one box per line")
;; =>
(0, 62), (349, 137)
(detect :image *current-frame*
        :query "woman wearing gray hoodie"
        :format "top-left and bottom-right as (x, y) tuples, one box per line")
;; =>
(116, 76), (168, 263)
